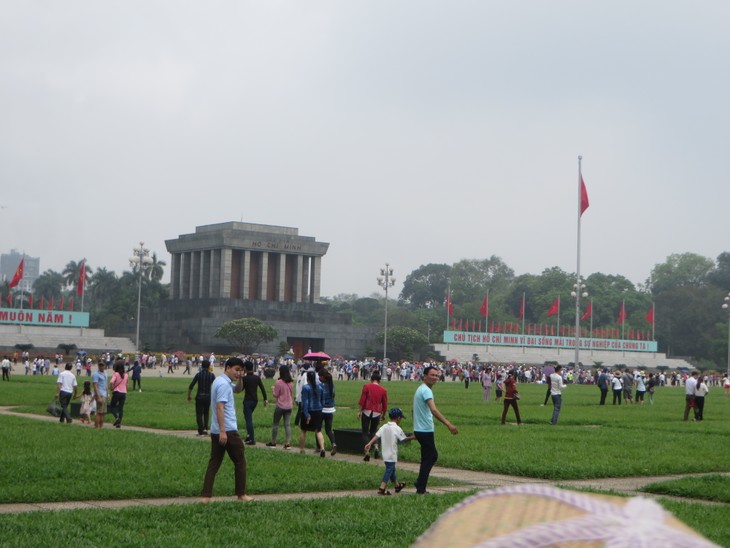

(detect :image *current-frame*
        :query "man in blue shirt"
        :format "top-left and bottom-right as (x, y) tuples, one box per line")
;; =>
(92, 361), (108, 429)
(413, 365), (458, 494)
(201, 357), (253, 502)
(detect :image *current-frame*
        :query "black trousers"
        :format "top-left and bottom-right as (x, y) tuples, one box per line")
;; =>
(414, 431), (438, 493)
(195, 397), (211, 434)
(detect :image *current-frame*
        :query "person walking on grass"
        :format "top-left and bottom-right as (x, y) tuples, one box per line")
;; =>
(364, 408), (415, 495)
(646, 372), (658, 405)
(683, 371), (699, 421)
(55, 363), (77, 424)
(549, 365), (565, 425)
(109, 359), (129, 429)
(597, 368), (610, 405)
(358, 371), (388, 461)
(500, 370), (522, 425)
(267, 365), (293, 449)
(611, 370), (623, 405)
(299, 370), (325, 457)
(319, 369), (338, 456)
(188, 359), (216, 436)
(413, 365), (458, 495)
(235, 360), (268, 445)
(201, 357), (253, 503)
(92, 361), (108, 429)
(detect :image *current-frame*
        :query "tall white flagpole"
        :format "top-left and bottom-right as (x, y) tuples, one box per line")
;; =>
(574, 156), (583, 371)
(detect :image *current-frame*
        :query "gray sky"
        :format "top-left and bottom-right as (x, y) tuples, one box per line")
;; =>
(2, 1), (729, 298)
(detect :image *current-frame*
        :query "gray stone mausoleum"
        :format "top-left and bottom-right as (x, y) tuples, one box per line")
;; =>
(142, 222), (377, 357)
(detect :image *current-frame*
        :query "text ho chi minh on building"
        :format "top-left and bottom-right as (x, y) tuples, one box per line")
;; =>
(141, 221), (377, 357)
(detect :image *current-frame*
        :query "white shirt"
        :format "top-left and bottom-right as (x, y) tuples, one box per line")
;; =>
(375, 421), (408, 462)
(549, 372), (564, 396)
(57, 370), (77, 393)
(685, 377), (697, 396)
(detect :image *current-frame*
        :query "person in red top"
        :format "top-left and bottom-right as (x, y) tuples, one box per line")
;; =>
(500, 370), (522, 425)
(358, 371), (388, 461)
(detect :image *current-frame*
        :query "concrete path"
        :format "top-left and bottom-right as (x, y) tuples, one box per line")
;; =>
(1, 406), (728, 514)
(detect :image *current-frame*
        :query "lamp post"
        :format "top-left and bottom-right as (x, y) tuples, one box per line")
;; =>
(129, 242), (152, 353)
(377, 263), (395, 365)
(571, 278), (588, 374)
(722, 293), (730, 378)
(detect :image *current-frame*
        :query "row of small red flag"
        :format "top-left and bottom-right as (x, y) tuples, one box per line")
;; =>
(1, 293), (77, 311)
(449, 318), (653, 340)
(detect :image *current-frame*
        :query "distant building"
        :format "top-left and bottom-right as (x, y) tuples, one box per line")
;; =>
(1, 250), (40, 294)
(140, 222), (376, 357)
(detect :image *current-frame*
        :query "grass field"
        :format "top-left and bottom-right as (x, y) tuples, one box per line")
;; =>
(1, 372), (728, 546)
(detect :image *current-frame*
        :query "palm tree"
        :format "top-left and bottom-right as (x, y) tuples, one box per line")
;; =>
(148, 253), (166, 282)
(62, 259), (92, 290)
(33, 270), (64, 300)
(89, 267), (119, 307)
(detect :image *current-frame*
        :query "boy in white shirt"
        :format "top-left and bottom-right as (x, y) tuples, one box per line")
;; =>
(364, 408), (415, 495)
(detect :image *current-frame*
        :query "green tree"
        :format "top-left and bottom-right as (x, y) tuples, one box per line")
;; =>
(649, 253), (715, 294)
(147, 253), (167, 282)
(62, 260), (92, 290)
(376, 326), (428, 360)
(214, 318), (277, 354)
(399, 263), (452, 309)
(32, 270), (64, 301)
(707, 251), (730, 291)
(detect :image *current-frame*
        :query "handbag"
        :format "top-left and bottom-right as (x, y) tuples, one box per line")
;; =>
(47, 399), (62, 417)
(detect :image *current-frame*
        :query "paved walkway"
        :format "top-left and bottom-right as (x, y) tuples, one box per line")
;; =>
(1, 407), (728, 514)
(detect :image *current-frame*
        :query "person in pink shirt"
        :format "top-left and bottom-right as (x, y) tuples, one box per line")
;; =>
(267, 366), (294, 449)
(109, 358), (129, 429)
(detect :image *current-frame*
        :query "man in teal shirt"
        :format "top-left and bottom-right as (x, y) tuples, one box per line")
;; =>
(201, 357), (253, 502)
(413, 365), (458, 494)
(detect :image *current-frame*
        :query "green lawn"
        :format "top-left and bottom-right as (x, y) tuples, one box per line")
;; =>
(641, 474), (730, 503)
(1, 373), (728, 547)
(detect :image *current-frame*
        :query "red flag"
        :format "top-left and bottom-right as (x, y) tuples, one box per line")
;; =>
(445, 291), (454, 316)
(617, 302), (627, 324)
(8, 257), (24, 288)
(550, 324), (555, 336)
(48, 297), (53, 311)
(546, 297), (560, 316)
(458, 319), (463, 331)
(77, 260), (86, 297)
(581, 300), (592, 321)
(478, 320), (481, 332)
(5, 293), (11, 306)
(451, 319), (456, 329)
(518, 293), (525, 320)
(645, 306), (654, 324)
(479, 292), (489, 318)
(69, 298), (74, 310)
(59, 296), (64, 310)
(580, 176), (589, 216)
(489, 321), (494, 332)
(28, 294), (33, 308)
(471, 320), (475, 332)
(39, 296), (44, 309)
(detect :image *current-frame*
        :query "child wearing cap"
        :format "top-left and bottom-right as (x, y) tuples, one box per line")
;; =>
(364, 407), (415, 495)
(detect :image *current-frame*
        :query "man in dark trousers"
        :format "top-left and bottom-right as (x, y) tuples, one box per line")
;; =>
(188, 359), (216, 435)
(236, 360), (268, 445)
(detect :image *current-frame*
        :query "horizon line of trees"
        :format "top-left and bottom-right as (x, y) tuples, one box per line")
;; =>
(3, 250), (729, 368)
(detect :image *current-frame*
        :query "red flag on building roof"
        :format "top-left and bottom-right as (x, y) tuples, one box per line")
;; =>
(8, 257), (24, 288)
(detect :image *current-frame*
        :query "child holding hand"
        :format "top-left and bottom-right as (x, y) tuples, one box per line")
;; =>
(364, 408), (415, 495)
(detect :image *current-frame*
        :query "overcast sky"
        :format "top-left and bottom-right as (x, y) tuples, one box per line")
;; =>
(2, 1), (729, 299)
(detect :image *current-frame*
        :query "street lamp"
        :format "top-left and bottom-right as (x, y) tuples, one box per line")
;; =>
(129, 242), (153, 353)
(722, 293), (730, 377)
(571, 279), (588, 374)
(377, 263), (395, 365)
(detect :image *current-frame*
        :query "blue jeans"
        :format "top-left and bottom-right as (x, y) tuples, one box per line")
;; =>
(414, 431), (438, 493)
(550, 394), (562, 425)
(243, 400), (258, 441)
(381, 461), (397, 485)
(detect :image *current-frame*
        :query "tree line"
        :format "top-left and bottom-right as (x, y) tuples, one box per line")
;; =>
(3, 251), (729, 368)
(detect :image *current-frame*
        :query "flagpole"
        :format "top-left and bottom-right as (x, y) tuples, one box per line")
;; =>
(574, 156), (583, 371)
(621, 299), (626, 340)
(445, 283), (451, 330)
(651, 302), (655, 340)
